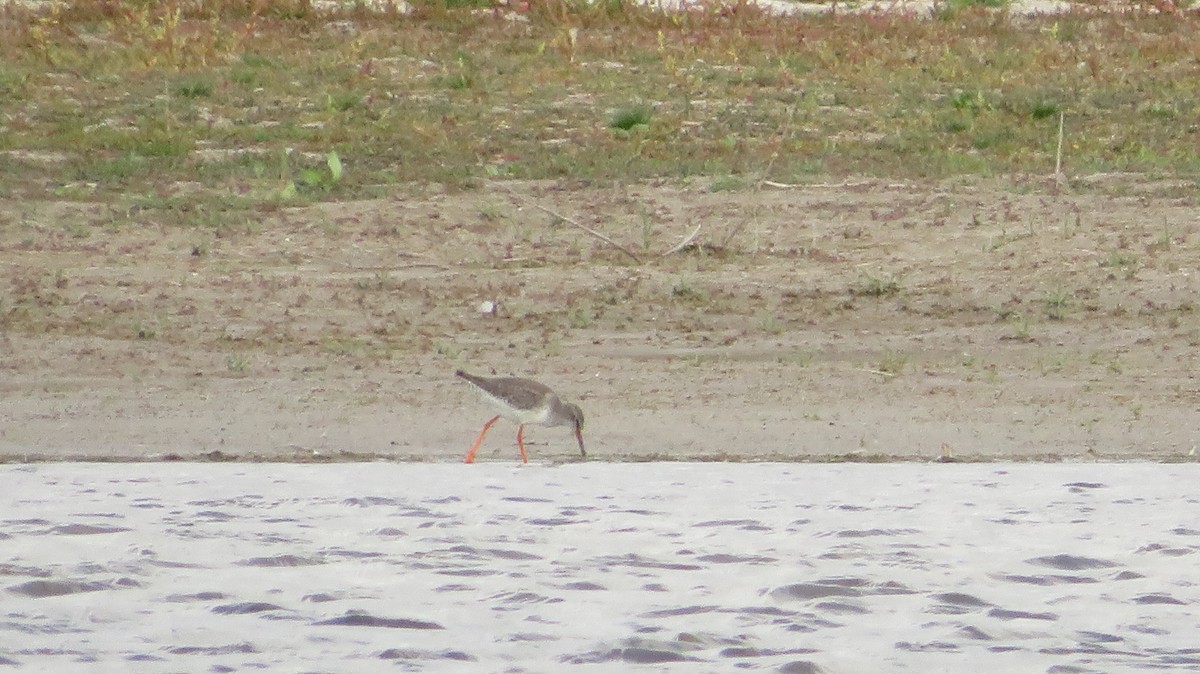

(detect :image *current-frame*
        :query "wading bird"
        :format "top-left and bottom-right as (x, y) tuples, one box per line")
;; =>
(456, 370), (586, 464)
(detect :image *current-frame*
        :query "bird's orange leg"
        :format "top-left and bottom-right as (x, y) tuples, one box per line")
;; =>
(464, 415), (501, 464)
(515, 424), (529, 464)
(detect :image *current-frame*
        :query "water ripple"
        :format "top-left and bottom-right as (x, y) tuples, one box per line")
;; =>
(2, 462), (1198, 673)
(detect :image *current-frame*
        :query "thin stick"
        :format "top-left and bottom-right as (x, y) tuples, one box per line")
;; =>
(498, 185), (642, 264)
(393, 262), (451, 270)
(526, 201), (643, 264)
(1054, 111), (1065, 179)
(859, 368), (897, 378)
(661, 222), (703, 257)
(342, 262), (449, 271)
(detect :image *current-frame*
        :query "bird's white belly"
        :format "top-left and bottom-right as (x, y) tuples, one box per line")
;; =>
(502, 403), (552, 426)
(476, 390), (552, 426)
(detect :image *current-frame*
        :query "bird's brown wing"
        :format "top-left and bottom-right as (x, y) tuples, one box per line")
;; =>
(458, 371), (553, 411)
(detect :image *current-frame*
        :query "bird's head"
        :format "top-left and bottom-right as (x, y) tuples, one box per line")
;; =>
(565, 403), (586, 458)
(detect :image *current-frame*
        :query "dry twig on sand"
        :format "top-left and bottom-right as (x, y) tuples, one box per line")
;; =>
(499, 186), (643, 264)
(1054, 111), (1066, 185)
(660, 222), (703, 257)
(527, 201), (643, 264)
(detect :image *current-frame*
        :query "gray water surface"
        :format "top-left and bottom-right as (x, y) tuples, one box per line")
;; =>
(3, 462), (1198, 673)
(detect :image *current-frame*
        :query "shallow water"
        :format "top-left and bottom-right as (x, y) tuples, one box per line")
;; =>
(2, 462), (1198, 673)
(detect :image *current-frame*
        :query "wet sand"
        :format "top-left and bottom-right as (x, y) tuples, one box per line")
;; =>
(6, 178), (1200, 464)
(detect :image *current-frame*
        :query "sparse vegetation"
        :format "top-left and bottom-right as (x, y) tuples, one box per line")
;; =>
(280, 150), (344, 199)
(1101, 251), (1138, 269)
(176, 79), (213, 98)
(934, 2), (1016, 22)
(1101, 250), (1140, 279)
(227, 354), (249, 373)
(877, 350), (909, 376)
(853, 272), (901, 297)
(322, 335), (369, 357)
(474, 204), (500, 221)
(671, 280), (708, 304)
(758, 313), (785, 335)
(567, 302), (596, 329)
(1040, 289), (1073, 320)
(354, 271), (391, 291)
(708, 176), (746, 193)
(1007, 314), (1033, 342)
(1, 1), (1198, 213)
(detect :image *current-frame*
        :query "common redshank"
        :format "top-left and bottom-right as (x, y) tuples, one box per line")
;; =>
(455, 369), (586, 464)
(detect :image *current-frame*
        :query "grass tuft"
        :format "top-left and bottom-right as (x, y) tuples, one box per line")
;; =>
(671, 280), (708, 304)
(1040, 289), (1073, 320)
(1030, 101), (1061, 120)
(610, 106), (652, 131)
(877, 350), (909, 376)
(853, 272), (902, 297)
(176, 79), (213, 98)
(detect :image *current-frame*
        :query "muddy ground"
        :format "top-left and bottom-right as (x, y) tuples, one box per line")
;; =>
(2, 176), (1199, 463)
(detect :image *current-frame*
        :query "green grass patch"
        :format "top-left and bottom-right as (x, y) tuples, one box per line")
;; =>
(176, 79), (213, 98)
(611, 105), (652, 131)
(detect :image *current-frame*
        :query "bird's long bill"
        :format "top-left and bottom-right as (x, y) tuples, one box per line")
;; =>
(575, 426), (587, 459)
